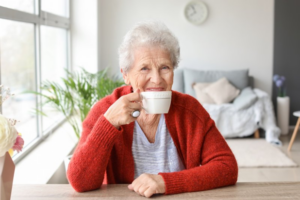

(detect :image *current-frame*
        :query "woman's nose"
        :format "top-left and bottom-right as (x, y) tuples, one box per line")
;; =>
(150, 70), (162, 84)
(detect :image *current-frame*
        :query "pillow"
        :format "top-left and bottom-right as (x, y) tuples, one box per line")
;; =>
(233, 87), (257, 110)
(192, 83), (215, 104)
(203, 77), (240, 104)
(183, 68), (249, 98)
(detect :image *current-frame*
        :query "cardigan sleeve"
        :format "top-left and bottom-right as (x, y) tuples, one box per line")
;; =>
(159, 110), (238, 195)
(67, 100), (122, 192)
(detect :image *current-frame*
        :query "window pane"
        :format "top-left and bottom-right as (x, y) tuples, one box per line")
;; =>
(41, 26), (67, 131)
(41, 0), (68, 17)
(0, 19), (37, 150)
(0, 0), (34, 14)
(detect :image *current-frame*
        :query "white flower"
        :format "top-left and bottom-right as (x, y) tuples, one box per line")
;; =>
(0, 114), (18, 157)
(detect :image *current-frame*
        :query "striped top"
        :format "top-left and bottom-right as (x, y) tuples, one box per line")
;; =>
(132, 114), (185, 179)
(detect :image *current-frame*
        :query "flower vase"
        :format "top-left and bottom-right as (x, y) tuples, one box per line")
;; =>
(0, 152), (15, 200)
(277, 96), (290, 135)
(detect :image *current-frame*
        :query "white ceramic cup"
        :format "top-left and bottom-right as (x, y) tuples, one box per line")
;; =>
(140, 91), (172, 114)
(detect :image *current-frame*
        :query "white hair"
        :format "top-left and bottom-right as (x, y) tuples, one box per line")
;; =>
(118, 21), (180, 73)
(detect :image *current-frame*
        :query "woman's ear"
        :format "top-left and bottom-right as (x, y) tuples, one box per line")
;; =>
(121, 68), (130, 85)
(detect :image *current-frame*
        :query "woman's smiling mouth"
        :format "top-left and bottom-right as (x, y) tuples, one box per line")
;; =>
(145, 87), (165, 91)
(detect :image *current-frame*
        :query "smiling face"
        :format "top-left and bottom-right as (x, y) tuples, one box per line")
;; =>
(122, 46), (174, 92)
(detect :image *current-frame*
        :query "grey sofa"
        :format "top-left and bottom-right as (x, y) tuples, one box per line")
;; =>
(172, 68), (253, 98)
(171, 68), (281, 144)
(172, 68), (260, 136)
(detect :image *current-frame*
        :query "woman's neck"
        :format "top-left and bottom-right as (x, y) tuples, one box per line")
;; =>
(137, 111), (161, 143)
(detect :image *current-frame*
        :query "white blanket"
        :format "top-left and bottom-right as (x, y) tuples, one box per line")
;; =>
(203, 88), (282, 145)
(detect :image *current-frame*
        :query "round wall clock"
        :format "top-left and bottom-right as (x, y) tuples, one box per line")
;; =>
(184, 0), (208, 25)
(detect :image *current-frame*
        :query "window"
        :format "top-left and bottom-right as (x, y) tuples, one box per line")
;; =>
(0, 19), (37, 145)
(0, 1), (70, 163)
(41, 26), (67, 131)
(41, 0), (68, 17)
(0, 0), (35, 14)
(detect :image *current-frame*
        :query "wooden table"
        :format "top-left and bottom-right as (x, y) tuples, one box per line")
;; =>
(12, 183), (300, 199)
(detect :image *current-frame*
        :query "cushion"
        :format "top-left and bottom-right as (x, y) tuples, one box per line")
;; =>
(183, 68), (249, 98)
(172, 68), (184, 93)
(204, 77), (240, 104)
(233, 87), (257, 110)
(192, 82), (215, 104)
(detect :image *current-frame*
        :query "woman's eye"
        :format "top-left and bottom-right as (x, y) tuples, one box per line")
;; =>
(141, 67), (149, 71)
(161, 66), (171, 74)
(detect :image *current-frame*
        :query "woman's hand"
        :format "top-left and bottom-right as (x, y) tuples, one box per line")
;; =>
(128, 174), (166, 198)
(104, 89), (142, 129)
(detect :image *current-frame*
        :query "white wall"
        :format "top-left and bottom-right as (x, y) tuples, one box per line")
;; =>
(99, 0), (274, 95)
(71, 0), (99, 73)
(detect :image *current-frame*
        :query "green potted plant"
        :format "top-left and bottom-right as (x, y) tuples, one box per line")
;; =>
(33, 68), (124, 139)
(30, 68), (124, 173)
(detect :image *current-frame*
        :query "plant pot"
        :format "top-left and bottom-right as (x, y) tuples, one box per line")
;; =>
(0, 152), (15, 200)
(277, 96), (290, 135)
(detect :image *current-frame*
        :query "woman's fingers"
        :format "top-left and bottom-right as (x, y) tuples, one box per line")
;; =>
(128, 174), (165, 198)
(144, 187), (156, 198)
(104, 90), (143, 128)
(127, 184), (133, 190)
(139, 186), (150, 197)
(131, 179), (143, 195)
(126, 90), (142, 102)
(128, 101), (142, 111)
(130, 177), (149, 197)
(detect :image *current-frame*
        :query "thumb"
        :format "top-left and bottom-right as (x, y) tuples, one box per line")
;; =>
(128, 184), (133, 190)
(135, 88), (143, 101)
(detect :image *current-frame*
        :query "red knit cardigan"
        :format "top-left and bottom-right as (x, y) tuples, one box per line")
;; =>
(67, 85), (238, 195)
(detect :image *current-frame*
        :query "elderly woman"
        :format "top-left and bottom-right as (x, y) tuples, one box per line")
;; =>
(67, 21), (238, 198)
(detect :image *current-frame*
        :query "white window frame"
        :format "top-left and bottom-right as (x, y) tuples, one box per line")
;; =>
(0, 0), (71, 164)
